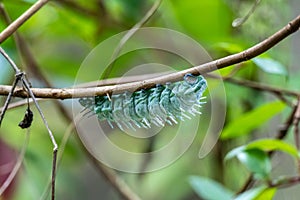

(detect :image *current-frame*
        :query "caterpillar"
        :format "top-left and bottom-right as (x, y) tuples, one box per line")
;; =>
(78, 74), (207, 130)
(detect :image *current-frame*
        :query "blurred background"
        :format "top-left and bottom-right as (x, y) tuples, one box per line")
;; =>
(0, 0), (299, 199)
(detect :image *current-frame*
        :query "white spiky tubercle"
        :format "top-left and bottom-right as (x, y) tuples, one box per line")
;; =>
(78, 74), (207, 130)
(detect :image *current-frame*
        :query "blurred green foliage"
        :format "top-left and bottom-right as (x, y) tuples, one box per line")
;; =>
(0, 0), (298, 200)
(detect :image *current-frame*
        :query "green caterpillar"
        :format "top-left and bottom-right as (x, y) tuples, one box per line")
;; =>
(79, 74), (207, 130)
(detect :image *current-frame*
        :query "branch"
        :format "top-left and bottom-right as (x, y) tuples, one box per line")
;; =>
(0, 15), (299, 99)
(276, 103), (299, 140)
(293, 99), (300, 150)
(0, 0), (49, 44)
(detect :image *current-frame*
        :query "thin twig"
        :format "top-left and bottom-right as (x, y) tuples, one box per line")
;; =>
(39, 116), (77, 200)
(0, 46), (20, 73)
(101, 0), (162, 79)
(276, 103), (299, 140)
(212, 75), (294, 106)
(232, 0), (261, 27)
(0, 128), (30, 195)
(207, 74), (300, 97)
(21, 74), (58, 200)
(0, 14), (298, 99)
(236, 174), (254, 194)
(0, 0), (49, 44)
(294, 103), (300, 174)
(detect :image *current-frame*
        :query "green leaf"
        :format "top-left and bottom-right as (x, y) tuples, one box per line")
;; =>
(171, 0), (232, 42)
(226, 147), (271, 179)
(214, 42), (244, 54)
(234, 186), (267, 200)
(221, 101), (285, 139)
(189, 176), (234, 200)
(246, 139), (299, 158)
(225, 139), (299, 179)
(234, 186), (277, 200)
(255, 187), (277, 200)
(252, 57), (287, 76)
(237, 149), (271, 179)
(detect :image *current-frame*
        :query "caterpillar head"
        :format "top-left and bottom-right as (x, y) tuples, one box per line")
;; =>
(183, 74), (207, 99)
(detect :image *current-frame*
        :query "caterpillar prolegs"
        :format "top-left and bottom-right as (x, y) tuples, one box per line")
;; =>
(78, 74), (207, 130)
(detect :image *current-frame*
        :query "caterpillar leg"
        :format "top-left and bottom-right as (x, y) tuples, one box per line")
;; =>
(107, 120), (114, 129)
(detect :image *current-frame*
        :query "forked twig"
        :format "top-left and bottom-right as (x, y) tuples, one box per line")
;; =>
(0, 73), (22, 126)
(0, 47), (58, 200)
(0, 44), (25, 125)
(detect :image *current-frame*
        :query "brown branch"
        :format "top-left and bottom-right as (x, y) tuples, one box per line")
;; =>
(0, 0), (49, 44)
(236, 174), (254, 194)
(0, 15), (299, 99)
(276, 103), (299, 140)
(293, 99), (300, 149)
